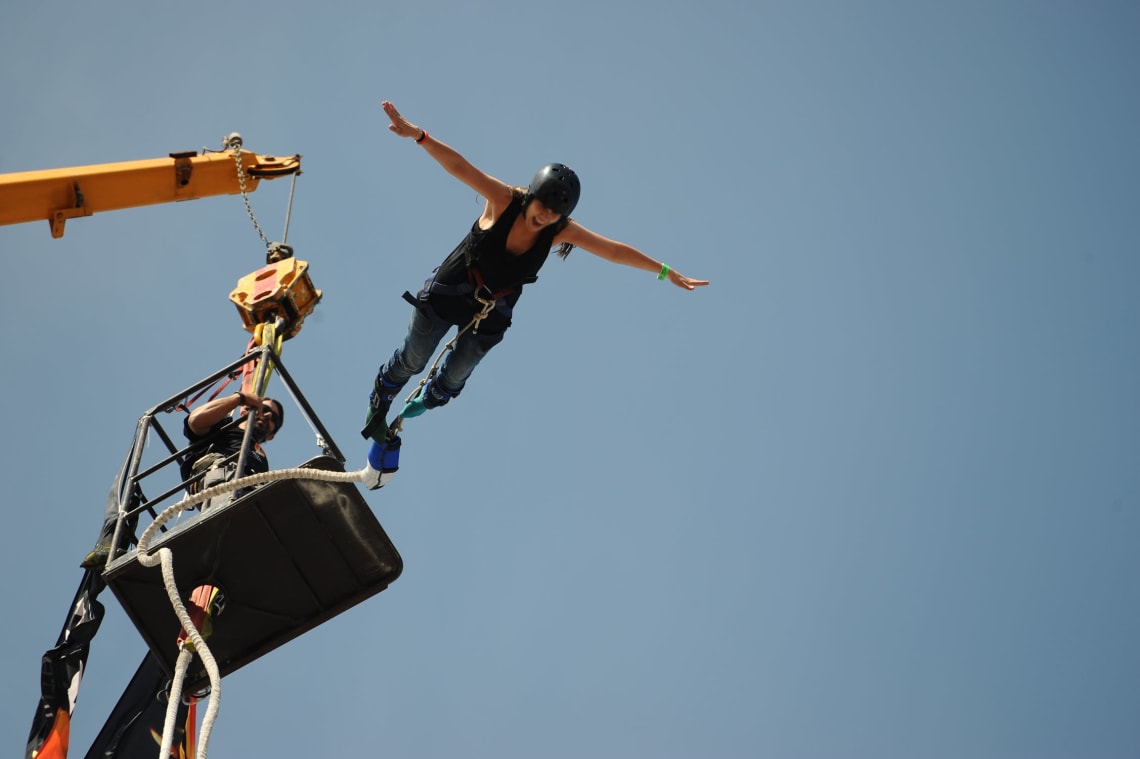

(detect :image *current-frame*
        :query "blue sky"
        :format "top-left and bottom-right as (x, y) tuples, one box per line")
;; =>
(3, 1), (1139, 757)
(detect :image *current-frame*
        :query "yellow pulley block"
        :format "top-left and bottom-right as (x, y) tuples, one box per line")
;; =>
(229, 257), (322, 341)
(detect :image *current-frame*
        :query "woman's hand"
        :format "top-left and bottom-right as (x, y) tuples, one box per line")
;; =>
(667, 268), (710, 291)
(382, 101), (423, 140)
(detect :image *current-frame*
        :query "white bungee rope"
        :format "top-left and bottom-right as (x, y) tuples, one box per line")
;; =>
(135, 464), (368, 759)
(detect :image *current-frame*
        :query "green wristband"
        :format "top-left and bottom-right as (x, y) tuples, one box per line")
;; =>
(657, 264), (670, 281)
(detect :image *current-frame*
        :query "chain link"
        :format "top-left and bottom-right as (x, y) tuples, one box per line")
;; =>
(225, 134), (271, 249)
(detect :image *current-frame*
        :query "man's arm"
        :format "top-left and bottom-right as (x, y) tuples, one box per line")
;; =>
(187, 391), (262, 435)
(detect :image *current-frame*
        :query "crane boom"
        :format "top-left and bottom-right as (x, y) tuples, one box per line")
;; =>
(0, 148), (301, 238)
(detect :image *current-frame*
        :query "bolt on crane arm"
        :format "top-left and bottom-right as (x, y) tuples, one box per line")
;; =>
(0, 146), (301, 238)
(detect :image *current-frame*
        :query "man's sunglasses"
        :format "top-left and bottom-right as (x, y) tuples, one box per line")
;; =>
(263, 403), (283, 431)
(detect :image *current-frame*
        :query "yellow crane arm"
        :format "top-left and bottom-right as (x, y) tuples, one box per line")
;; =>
(0, 148), (301, 238)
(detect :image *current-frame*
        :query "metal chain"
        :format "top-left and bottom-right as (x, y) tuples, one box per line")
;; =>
(224, 133), (271, 250)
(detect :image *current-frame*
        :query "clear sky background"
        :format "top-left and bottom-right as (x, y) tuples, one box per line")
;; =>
(2, 1), (1138, 757)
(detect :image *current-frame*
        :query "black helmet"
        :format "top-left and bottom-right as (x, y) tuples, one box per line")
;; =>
(527, 163), (580, 217)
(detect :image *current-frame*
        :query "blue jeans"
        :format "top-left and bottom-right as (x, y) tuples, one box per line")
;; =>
(381, 306), (504, 397)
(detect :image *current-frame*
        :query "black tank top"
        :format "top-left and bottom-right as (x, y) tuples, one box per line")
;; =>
(427, 194), (558, 329)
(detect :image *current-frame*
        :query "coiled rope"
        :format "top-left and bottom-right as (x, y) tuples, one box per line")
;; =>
(136, 464), (368, 758)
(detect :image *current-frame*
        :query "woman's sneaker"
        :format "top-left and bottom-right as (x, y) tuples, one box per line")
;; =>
(401, 378), (454, 419)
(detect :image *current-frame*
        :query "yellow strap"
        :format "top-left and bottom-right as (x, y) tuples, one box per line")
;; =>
(252, 322), (280, 396)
